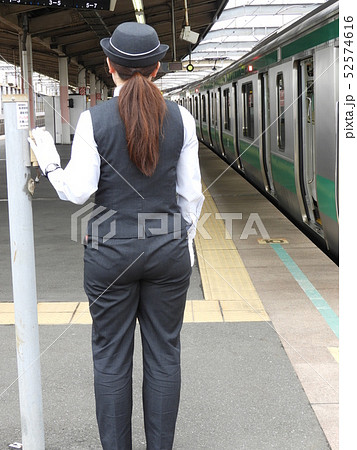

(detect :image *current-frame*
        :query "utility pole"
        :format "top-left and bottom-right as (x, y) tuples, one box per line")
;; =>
(3, 94), (45, 449)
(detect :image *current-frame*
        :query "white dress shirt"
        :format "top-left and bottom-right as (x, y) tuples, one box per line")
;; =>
(48, 86), (204, 239)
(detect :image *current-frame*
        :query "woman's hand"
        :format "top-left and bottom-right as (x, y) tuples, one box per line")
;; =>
(28, 128), (61, 174)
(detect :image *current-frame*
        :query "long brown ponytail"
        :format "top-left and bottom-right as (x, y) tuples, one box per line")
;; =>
(110, 62), (167, 177)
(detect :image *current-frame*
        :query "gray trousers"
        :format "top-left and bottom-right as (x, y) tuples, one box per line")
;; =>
(84, 232), (191, 450)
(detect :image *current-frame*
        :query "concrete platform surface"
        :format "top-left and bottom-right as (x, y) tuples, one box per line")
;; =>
(0, 142), (337, 449)
(0, 323), (330, 450)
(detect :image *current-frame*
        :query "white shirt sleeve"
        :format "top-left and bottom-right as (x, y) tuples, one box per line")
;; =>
(48, 110), (100, 205)
(176, 105), (205, 240)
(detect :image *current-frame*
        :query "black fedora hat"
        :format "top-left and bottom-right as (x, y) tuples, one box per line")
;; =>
(101, 22), (169, 67)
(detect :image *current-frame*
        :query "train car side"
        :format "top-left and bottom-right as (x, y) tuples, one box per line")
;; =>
(173, 0), (339, 262)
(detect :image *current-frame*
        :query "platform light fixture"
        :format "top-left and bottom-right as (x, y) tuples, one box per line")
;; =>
(132, 0), (146, 24)
(180, 0), (199, 44)
(180, 26), (199, 45)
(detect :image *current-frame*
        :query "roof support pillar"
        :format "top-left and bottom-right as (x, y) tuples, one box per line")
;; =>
(171, 0), (177, 61)
(96, 79), (102, 104)
(20, 33), (36, 130)
(103, 85), (108, 101)
(58, 57), (71, 144)
(78, 68), (86, 96)
(90, 72), (96, 106)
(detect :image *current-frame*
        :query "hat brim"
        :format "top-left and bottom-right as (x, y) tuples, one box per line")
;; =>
(101, 38), (169, 68)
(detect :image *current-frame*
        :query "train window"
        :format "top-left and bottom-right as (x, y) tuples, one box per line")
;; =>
(242, 82), (254, 139)
(194, 97), (199, 120)
(277, 73), (285, 150)
(189, 98), (193, 114)
(202, 95), (207, 123)
(223, 88), (231, 130)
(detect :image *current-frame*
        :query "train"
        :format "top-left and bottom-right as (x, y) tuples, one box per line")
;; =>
(170, 0), (339, 264)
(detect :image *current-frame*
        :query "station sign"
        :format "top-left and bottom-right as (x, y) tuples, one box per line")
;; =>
(0, 0), (117, 10)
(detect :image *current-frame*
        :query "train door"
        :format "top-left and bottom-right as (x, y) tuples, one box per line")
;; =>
(188, 97), (193, 115)
(207, 90), (214, 147)
(298, 57), (322, 229)
(232, 82), (242, 169)
(198, 93), (204, 140)
(201, 92), (210, 145)
(210, 91), (217, 148)
(194, 94), (202, 140)
(217, 87), (225, 156)
(259, 72), (274, 193)
(221, 84), (236, 160)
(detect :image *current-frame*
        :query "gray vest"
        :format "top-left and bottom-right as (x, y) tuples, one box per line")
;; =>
(88, 97), (187, 239)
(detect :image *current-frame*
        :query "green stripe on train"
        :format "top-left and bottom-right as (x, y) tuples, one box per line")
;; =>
(239, 140), (260, 170)
(316, 175), (338, 222)
(271, 153), (296, 194)
(201, 126), (210, 143)
(271, 155), (337, 222)
(210, 126), (217, 143)
(281, 19), (339, 60)
(222, 132), (235, 158)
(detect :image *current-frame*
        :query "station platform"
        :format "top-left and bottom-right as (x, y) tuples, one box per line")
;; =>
(0, 140), (338, 449)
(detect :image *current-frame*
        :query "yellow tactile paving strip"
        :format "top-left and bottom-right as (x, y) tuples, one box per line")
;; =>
(0, 297), (269, 325)
(0, 183), (270, 325)
(193, 183), (270, 323)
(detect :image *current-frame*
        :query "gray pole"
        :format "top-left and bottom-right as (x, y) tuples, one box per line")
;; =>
(3, 94), (45, 449)
(171, 0), (177, 61)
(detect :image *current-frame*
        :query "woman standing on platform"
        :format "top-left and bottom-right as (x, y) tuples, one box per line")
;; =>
(29, 22), (204, 450)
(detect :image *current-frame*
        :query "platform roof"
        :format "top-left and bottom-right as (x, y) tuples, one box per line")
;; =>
(0, 0), (228, 90)
(157, 0), (329, 91)
(0, 0), (331, 93)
